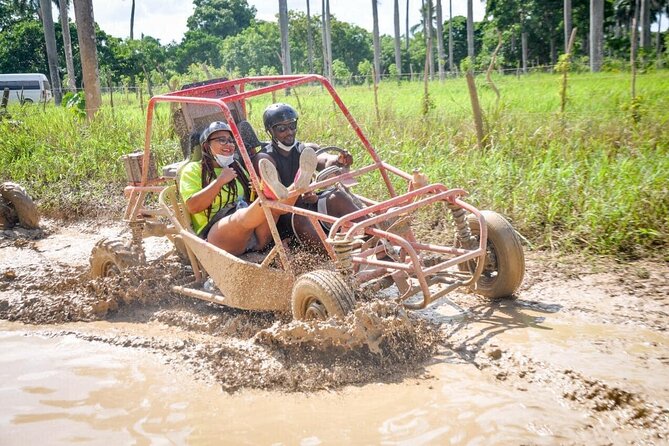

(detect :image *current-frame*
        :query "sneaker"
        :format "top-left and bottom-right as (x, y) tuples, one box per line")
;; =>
(293, 147), (318, 191)
(258, 158), (289, 200)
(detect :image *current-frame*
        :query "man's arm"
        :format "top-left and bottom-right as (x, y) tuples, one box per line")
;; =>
(317, 150), (353, 171)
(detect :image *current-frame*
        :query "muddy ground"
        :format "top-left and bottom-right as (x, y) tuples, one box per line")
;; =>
(1, 219), (668, 444)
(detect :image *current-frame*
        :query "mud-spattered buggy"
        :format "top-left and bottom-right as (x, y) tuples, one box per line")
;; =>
(90, 75), (525, 320)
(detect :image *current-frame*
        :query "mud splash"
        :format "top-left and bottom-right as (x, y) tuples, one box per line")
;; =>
(1, 259), (188, 324)
(0, 226), (444, 392)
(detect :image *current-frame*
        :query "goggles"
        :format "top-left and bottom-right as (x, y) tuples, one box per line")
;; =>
(272, 121), (297, 133)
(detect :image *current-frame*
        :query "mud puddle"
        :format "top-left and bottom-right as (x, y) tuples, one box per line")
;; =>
(2, 220), (669, 444)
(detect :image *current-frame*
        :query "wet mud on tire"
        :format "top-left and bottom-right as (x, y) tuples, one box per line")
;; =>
(0, 182), (40, 229)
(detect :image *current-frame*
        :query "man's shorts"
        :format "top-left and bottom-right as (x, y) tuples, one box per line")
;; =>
(276, 188), (337, 244)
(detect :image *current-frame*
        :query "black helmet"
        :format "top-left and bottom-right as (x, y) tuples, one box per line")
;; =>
(263, 103), (298, 131)
(199, 121), (231, 146)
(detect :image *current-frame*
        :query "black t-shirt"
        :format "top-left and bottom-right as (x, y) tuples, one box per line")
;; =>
(260, 142), (306, 186)
(259, 142), (312, 240)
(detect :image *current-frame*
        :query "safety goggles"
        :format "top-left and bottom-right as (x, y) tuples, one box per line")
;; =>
(210, 136), (235, 145)
(272, 121), (297, 133)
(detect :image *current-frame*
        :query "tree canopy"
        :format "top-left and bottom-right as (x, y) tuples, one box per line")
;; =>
(0, 0), (667, 92)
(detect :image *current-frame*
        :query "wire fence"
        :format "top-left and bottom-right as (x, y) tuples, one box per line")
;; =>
(13, 68), (666, 121)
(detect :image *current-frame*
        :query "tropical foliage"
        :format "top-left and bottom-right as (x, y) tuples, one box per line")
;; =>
(1, 0), (667, 92)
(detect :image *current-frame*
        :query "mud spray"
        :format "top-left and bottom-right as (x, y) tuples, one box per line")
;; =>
(0, 242), (444, 392)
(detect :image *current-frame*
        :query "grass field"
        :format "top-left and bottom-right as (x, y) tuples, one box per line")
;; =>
(1, 71), (667, 258)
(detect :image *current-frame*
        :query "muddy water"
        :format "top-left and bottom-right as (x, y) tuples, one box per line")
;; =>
(2, 221), (669, 444)
(0, 317), (596, 445)
(3, 300), (668, 444)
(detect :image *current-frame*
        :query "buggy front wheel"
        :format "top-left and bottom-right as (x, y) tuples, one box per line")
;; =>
(90, 237), (142, 278)
(291, 270), (355, 321)
(458, 210), (525, 299)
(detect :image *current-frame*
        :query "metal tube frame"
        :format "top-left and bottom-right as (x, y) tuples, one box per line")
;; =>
(122, 74), (487, 309)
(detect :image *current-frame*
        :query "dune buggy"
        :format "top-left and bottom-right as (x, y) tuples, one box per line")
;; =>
(90, 75), (525, 320)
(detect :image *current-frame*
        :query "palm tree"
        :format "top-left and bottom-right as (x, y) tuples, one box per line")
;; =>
(412, 1), (436, 77)
(55, 0), (76, 91)
(590, 0), (604, 72)
(435, 0), (445, 80)
(73, 0), (101, 120)
(39, 0), (62, 105)
(394, 0), (402, 78)
(130, 0), (135, 40)
(467, 0), (475, 61)
(424, 0), (434, 78)
(306, 0), (314, 73)
(448, 0), (454, 72)
(564, 0), (572, 53)
(372, 0), (381, 83)
(279, 0), (292, 76)
(321, 0), (333, 81)
(405, 0), (410, 52)
(640, 0), (651, 50)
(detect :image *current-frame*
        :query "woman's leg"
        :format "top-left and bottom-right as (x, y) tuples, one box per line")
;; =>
(207, 148), (317, 254)
(206, 201), (268, 255)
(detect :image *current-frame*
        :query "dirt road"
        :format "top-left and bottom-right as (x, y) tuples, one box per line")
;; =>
(1, 220), (668, 444)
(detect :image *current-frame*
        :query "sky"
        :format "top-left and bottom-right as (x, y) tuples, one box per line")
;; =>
(87, 0), (487, 45)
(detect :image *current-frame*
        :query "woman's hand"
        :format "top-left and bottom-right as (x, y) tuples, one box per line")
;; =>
(217, 166), (238, 185)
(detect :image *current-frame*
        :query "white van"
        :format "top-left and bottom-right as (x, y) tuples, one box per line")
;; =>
(0, 73), (52, 104)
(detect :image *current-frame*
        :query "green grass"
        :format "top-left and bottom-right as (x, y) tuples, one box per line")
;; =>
(1, 71), (667, 258)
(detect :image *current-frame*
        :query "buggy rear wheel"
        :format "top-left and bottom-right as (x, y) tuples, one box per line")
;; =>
(90, 237), (142, 278)
(0, 182), (39, 229)
(459, 210), (525, 299)
(291, 270), (355, 321)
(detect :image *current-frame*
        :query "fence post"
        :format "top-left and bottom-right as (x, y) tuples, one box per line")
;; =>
(372, 65), (380, 123)
(466, 70), (485, 149)
(560, 28), (578, 114)
(139, 86), (144, 115)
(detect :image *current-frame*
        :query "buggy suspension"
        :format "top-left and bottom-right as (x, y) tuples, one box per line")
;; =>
(448, 202), (476, 249)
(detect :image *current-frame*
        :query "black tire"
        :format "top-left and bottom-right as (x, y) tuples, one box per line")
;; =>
(0, 182), (39, 229)
(90, 237), (142, 278)
(458, 210), (525, 299)
(291, 269), (355, 321)
(0, 196), (17, 229)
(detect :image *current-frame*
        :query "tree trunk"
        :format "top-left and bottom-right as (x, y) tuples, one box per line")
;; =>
(656, 12), (663, 67)
(448, 0), (453, 72)
(435, 0), (445, 80)
(393, 0), (402, 77)
(130, 0), (135, 40)
(564, 0), (572, 53)
(589, 0), (604, 72)
(322, 0), (333, 82)
(39, 0), (62, 105)
(521, 30), (528, 74)
(306, 0), (314, 73)
(466, 0), (475, 61)
(422, 0), (434, 79)
(73, 0), (102, 120)
(59, 0), (76, 92)
(405, 0), (410, 51)
(639, 0), (650, 51)
(279, 0), (292, 76)
(372, 0), (381, 83)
